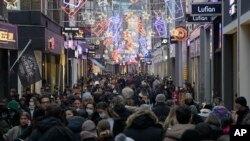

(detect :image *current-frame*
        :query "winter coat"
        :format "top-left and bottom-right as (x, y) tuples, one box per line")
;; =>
(124, 110), (164, 141)
(236, 107), (250, 125)
(28, 117), (75, 141)
(95, 136), (114, 141)
(67, 116), (85, 141)
(153, 103), (170, 122)
(164, 124), (195, 141)
(3, 126), (28, 141)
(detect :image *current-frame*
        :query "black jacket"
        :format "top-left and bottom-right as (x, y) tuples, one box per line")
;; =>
(124, 110), (164, 141)
(29, 117), (75, 141)
(236, 107), (250, 125)
(153, 103), (170, 122)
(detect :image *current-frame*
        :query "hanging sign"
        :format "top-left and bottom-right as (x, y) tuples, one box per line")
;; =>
(191, 2), (222, 15)
(171, 27), (188, 41)
(186, 14), (212, 23)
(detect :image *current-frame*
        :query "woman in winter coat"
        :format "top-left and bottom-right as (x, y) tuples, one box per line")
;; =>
(123, 108), (164, 141)
(3, 112), (30, 141)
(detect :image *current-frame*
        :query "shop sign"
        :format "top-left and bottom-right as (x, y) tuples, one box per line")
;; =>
(48, 37), (55, 50)
(45, 29), (64, 54)
(63, 27), (79, 33)
(186, 14), (212, 23)
(191, 2), (221, 15)
(171, 27), (188, 42)
(161, 38), (168, 45)
(0, 22), (17, 49)
(229, 0), (236, 16)
(73, 29), (85, 40)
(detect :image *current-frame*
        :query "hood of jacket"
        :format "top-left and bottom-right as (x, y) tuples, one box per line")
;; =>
(126, 109), (158, 129)
(67, 116), (85, 132)
(36, 117), (62, 132)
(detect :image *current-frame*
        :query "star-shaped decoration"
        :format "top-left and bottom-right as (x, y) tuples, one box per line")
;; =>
(104, 31), (113, 38)
(130, 0), (139, 4)
(142, 11), (150, 20)
(4, 0), (17, 9)
(166, 16), (173, 23)
(98, 0), (108, 6)
(99, 13), (108, 21)
(89, 18), (95, 25)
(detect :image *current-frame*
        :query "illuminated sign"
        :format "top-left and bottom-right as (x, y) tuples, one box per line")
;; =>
(186, 14), (212, 23)
(92, 20), (109, 37)
(63, 27), (79, 33)
(73, 29), (85, 40)
(229, 0), (236, 16)
(155, 17), (167, 37)
(171, 27), (188, 41)
(191, 2), (222, 15)
(48, 37), (55, 49)
(0, 22), (17, 49)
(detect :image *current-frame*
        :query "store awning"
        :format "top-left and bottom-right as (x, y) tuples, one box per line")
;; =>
(89, 58), (105, 69)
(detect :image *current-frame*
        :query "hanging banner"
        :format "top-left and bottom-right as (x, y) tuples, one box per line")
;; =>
(18, 46), (42, 86)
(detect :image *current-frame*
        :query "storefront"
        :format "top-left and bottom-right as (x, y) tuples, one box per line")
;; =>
(0, 21), (18, 98)
(8, 11), (64, 94)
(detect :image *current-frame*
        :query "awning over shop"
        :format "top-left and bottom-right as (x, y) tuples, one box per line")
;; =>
(89, 58), (105, 70)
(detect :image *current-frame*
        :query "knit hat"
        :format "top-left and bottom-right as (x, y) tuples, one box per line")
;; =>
(7, 100), (20, 111)
(235, 96), (247, 107)
(185, 93), (193, 99)
(115, 133), (135, 141)
(82, 120), (96, 131)
(81, 120), (97, 139)
(155, 94), (166, 103)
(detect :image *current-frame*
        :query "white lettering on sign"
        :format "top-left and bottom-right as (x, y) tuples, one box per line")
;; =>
(198, 6), (215, 13)
(234, 129), (247, 136)
(193, 16), (208, 21)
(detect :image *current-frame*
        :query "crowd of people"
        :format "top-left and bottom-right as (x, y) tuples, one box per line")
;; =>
(0, 73), (249, 141)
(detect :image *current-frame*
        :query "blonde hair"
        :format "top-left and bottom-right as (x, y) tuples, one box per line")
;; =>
(164, 105), (178, 129)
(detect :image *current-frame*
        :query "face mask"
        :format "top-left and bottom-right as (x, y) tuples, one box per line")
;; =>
(29, 102), (35, 110)
(86, 109), (94, 116)
(66, 115), (72, 120)
(99, 112), (107, 119)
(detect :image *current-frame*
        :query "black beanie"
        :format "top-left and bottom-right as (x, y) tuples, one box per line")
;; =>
(235, 97), (247, 107)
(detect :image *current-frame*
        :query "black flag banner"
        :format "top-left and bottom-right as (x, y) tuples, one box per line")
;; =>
(17, 43), (42, 86)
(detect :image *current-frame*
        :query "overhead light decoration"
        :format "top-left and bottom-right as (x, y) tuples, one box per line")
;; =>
(62, 0), (88, 16)
(4, 0), (17, 9)
(164, 0), (184, 20)
(137, 17), (147, 36)
(155, 17), (167, 37)
(88, 18), (95, 25)
(166, 16), (173, 23)
(130, 0), (139, 4)
(92, 20), (109, 37)
(142, 11), (150, 20)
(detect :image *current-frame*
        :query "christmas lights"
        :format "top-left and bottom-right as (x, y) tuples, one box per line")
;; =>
(62, 0), (88, 16)
(155, 17), (167, 37)
(92, 20), (110, 37)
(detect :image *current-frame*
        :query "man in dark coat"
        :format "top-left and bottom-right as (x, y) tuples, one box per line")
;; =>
(152, 94), (170, 123)
(123, 108), (164, 141)
(235, 96), (250, 124)
(28, 104), (75, 141)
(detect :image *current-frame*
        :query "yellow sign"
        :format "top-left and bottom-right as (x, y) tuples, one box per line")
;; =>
(183, 64), (188, 80)
(0, 30), (16, 43)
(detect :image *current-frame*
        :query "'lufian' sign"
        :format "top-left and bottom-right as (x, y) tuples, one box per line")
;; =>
(192, 2), (221, 15)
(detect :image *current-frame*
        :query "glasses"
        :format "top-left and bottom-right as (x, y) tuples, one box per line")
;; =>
(41, 101), (50, 104)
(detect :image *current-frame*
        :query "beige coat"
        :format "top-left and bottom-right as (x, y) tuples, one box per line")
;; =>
(164, 124), (195, 141)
